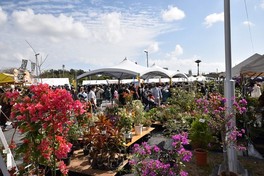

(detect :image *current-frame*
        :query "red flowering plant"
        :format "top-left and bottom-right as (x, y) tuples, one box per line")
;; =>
(195, 92), (247, 174)
(6, 84), (84, 176)
(129, 132), (192, 176)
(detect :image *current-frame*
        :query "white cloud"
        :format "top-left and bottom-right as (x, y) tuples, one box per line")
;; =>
(11, 9), (89, 41)
(243, 20), (255, 27)
(261, 1), (264, 9)
(161, 6), (185, 22)
(152, 56), (224, 74)
(146, 42), (159, 53)
(101, 12), (124, 43)
(0, 7), (7, 24)
(204, 12), (224, 28)
(169, 44), (183, 57)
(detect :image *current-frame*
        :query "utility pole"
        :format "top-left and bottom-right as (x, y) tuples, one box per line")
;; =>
(144, 50), (149, 67)
(224, 0), (238, 173)
(62, 65), (65, 77)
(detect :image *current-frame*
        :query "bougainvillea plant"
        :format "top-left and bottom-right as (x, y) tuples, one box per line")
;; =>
(7, 84), (84, 176)
(129, 132), (192, 176)
(195, 92), (247, 174)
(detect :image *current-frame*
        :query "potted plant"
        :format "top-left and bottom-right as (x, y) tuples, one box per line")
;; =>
(142, 111), (153, 130)
(117, 108), (133, 143)
(84, 113), (126, 170)
(7, 84), (84, 176)
(189, 115), (213, 166)
(129, 132), (192, 176)
(195, 92), (247, 175)
(131, 100), (144, 135)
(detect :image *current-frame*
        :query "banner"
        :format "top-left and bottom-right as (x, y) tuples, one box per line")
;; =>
(31, 62), (36, 73)
(20, 59), (28, 70)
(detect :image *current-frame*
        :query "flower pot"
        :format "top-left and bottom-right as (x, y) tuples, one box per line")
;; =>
(220, 171), (239, 176)
(194, 148), (207, 166)
(134, 125), (143, 135)
(123, 131), (132, 143)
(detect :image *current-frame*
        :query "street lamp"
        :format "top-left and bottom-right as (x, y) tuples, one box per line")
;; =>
(144, 50), (149, 67)
(62, 64), (65, 77)
(195, 59), (201, 76)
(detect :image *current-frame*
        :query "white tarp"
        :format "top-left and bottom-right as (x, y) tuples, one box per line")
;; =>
(240, 54), (264, 77)
(37, 78), (70, 86)
(231, 53), (263, 77)
(77, 58), (188, 81)
(77, 58), (146, 80)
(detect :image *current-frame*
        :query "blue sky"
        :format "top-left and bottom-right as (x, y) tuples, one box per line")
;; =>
(0, 0), (263, 75)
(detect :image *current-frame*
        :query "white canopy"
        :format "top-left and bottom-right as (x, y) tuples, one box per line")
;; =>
(140, 64), (172, 79)
(77, 58), (146, 80)
(37, 78), (70, 86)
(77, 58), (188, 81)
(240, 54), (264, 77)
(231, 53), (263, 77)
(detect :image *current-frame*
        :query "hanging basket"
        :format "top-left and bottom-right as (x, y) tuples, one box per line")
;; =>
(194, 148), (208, 166)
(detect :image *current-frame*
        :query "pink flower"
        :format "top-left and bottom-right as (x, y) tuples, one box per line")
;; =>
(58, 161), (68, 175)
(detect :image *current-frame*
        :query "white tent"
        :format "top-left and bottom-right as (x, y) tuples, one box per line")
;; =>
(37, 78), (70, 86)
(77, 58), (188, 81)
(231, 53), (263, 77)
(240, 54), (264, 77)
(187, 75), (207, 82)
(77, 58), (146, 80)
(140, 64), (172, 79)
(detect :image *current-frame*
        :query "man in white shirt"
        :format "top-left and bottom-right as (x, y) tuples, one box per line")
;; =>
(88, 86), (97, 112)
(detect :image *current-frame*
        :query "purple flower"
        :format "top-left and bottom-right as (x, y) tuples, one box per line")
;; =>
(153, 145), (160, 152)
(172, 134), (181, 141)
(180, 171), (188, 176)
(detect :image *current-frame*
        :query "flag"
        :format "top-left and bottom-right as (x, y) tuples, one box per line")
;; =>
(31, 62), (36, 72)
(20, 59), (28, 70)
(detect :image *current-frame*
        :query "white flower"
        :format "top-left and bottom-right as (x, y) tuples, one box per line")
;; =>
(199, 118), (206, 123)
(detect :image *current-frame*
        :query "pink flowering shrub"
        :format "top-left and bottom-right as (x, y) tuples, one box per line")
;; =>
(195, 92), (247, 174)
(7, 84), (84, 175)
(130, 132), (192, 176)
(195, 92), (247, 150)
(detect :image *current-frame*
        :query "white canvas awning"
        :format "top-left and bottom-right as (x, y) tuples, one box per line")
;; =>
(36, 78), (70, 86)
(77, 58), (146, 80)
(231, 53), (263, 77)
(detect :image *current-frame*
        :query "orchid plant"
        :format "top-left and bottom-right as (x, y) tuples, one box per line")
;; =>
(7, 84), (84, 176)
(129, 132), (192, 176)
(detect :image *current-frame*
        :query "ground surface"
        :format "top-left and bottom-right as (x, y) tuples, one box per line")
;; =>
(3, 124), (264, 176)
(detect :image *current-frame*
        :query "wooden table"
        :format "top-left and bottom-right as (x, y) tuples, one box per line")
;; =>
(68, 127), (155, 176)
(125, 127), (155, 147)
(68, 149), (127, 176)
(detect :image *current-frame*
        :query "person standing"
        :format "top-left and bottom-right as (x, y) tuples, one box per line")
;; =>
(251, 83), (262, 98)
(151, 83), (162, 106)
(88, 86), (97, 112)
(77, 86), (88, 102)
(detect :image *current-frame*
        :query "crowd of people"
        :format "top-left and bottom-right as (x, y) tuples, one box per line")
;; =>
(72, 82), (172, 111)
(1, 79), (263, 131)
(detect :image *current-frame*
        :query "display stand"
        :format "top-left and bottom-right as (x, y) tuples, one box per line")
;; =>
(0, 106), (18, 175)
(68, 127), (155, 176)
